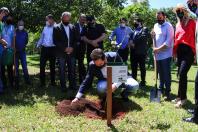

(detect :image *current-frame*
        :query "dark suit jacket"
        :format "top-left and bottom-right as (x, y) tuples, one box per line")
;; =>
(53, 23), (77, 57)
(130, 27), (150, 55)
(74, 23), (86, 56)
(74, 23), (82, 42)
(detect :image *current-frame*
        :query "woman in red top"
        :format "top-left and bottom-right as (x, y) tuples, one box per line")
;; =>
(173, 4), (196, 108)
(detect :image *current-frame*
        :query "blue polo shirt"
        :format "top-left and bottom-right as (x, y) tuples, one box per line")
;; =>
(15, 29), (28, 51)
(109, 26), (133, 49)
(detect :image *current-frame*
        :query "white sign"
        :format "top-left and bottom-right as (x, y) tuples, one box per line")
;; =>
(110, 66), (128, 83)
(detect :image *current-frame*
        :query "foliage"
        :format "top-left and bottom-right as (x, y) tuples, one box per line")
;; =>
(122, 1), (157, 30)
(0, 0), (127, 31)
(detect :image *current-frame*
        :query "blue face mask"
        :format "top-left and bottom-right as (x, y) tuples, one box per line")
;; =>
(2, 15), (7, 22)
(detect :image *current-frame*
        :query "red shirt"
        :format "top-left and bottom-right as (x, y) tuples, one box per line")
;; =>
(174, 19), (196, 55)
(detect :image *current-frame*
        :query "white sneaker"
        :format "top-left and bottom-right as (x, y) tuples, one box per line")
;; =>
(175, 99), (187, 108)
(171, 98), (181, 104)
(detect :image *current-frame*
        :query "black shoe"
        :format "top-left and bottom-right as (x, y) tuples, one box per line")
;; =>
(188, 109), (195, 114)
(140, 81), (146, 87)
(25, 80), (31, 85)
(61, 89), (67, 92)
(40, 83), (45, 87)
(0, 91), (4, 95)
(183, 117), (198, 124)
(121, 91), (129, 102)
(122, 97), (129, 102)
(15, 83), (19, 90)
(164, 93), (171, 101)
(164, 96), (171, 101)
(51, 82), (56, 86)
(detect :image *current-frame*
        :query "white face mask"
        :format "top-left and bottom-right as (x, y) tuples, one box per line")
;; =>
(18, 26), (24, 30)
(120, 23), (126, 28)
(46, 21), (50, 26)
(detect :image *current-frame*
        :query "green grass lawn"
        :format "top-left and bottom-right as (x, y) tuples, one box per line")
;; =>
(0, 55), (198, 131)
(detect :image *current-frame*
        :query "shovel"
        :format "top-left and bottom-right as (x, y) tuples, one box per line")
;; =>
(150, 33), (161, 103)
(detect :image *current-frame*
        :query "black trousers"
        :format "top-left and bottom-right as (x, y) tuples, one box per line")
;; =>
(59, 55), (76, 90)
(130, 53), (146, 83)
(40, 47), (56, 85)
(76, 42), (86, 84)
(118, 48), (129, 63)
(177, 44), (194, 100)
(1, 64), (13, 88)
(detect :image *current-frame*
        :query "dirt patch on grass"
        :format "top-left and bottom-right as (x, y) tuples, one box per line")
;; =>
(55, 98), (131, 119)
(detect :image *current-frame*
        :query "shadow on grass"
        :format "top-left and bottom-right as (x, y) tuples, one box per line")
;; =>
(150, 122), (171, 130)
(0, 72), (78, 106)
(130, 85), (154, 98)
(182, 100), (194, 110)
(108, 124), (119, 132)
(172, 79), (195, 83)
(0, 71), (144, 118)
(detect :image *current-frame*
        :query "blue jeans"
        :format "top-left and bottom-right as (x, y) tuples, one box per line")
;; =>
(59, 55), (76, 90)
(97, 77), (139, 97)
(157, 57), (172, 95)
(15, 51), (29, 81)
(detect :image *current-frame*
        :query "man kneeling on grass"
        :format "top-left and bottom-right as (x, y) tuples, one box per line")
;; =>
(72, 48), (139, 104)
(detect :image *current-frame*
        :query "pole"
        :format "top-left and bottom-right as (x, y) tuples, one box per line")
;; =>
(13, 31), (17, 88)
(107, 66), (112, 126)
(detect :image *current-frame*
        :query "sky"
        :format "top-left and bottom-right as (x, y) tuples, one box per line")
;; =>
(126, 0), (187, 9)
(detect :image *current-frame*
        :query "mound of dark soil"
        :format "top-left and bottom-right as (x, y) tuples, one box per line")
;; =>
(56, 98), (131, 119)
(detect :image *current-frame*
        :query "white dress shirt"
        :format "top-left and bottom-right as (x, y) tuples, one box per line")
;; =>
(37, 25), (55, 47)
(63, 25), (70, 47)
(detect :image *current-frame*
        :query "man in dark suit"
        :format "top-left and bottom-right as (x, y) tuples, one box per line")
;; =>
(129, 18), (150, 87)
(53, 12), (77, 91)
(74, 14), (86, 84)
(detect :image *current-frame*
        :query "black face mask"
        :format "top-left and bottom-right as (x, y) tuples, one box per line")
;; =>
(157, 19), (165, 25)
(188, 3), (197, 13)
(6, 19), (12, 25)
(176, 11), (184, 20)
(88, 22), (95, 28)
(134, 23), (139, 28)
(2, 16), (7, 22)
(62, 21), (69, 26)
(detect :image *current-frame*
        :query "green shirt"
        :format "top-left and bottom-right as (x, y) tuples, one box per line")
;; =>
(0, 21), (3, 36)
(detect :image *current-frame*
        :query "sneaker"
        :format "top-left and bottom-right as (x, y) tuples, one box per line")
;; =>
(175, 99), (187, 108)
(183, 117), (198, 124)
(188, 109), (195, 114)
(171, 98), (181, 104)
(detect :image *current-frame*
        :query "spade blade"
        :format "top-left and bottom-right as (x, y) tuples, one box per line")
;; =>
(150, 88), (161, 103)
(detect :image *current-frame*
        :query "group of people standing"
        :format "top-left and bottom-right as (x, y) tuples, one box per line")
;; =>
(0, 0), (198, 124)
(0, 7), (30, 92)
